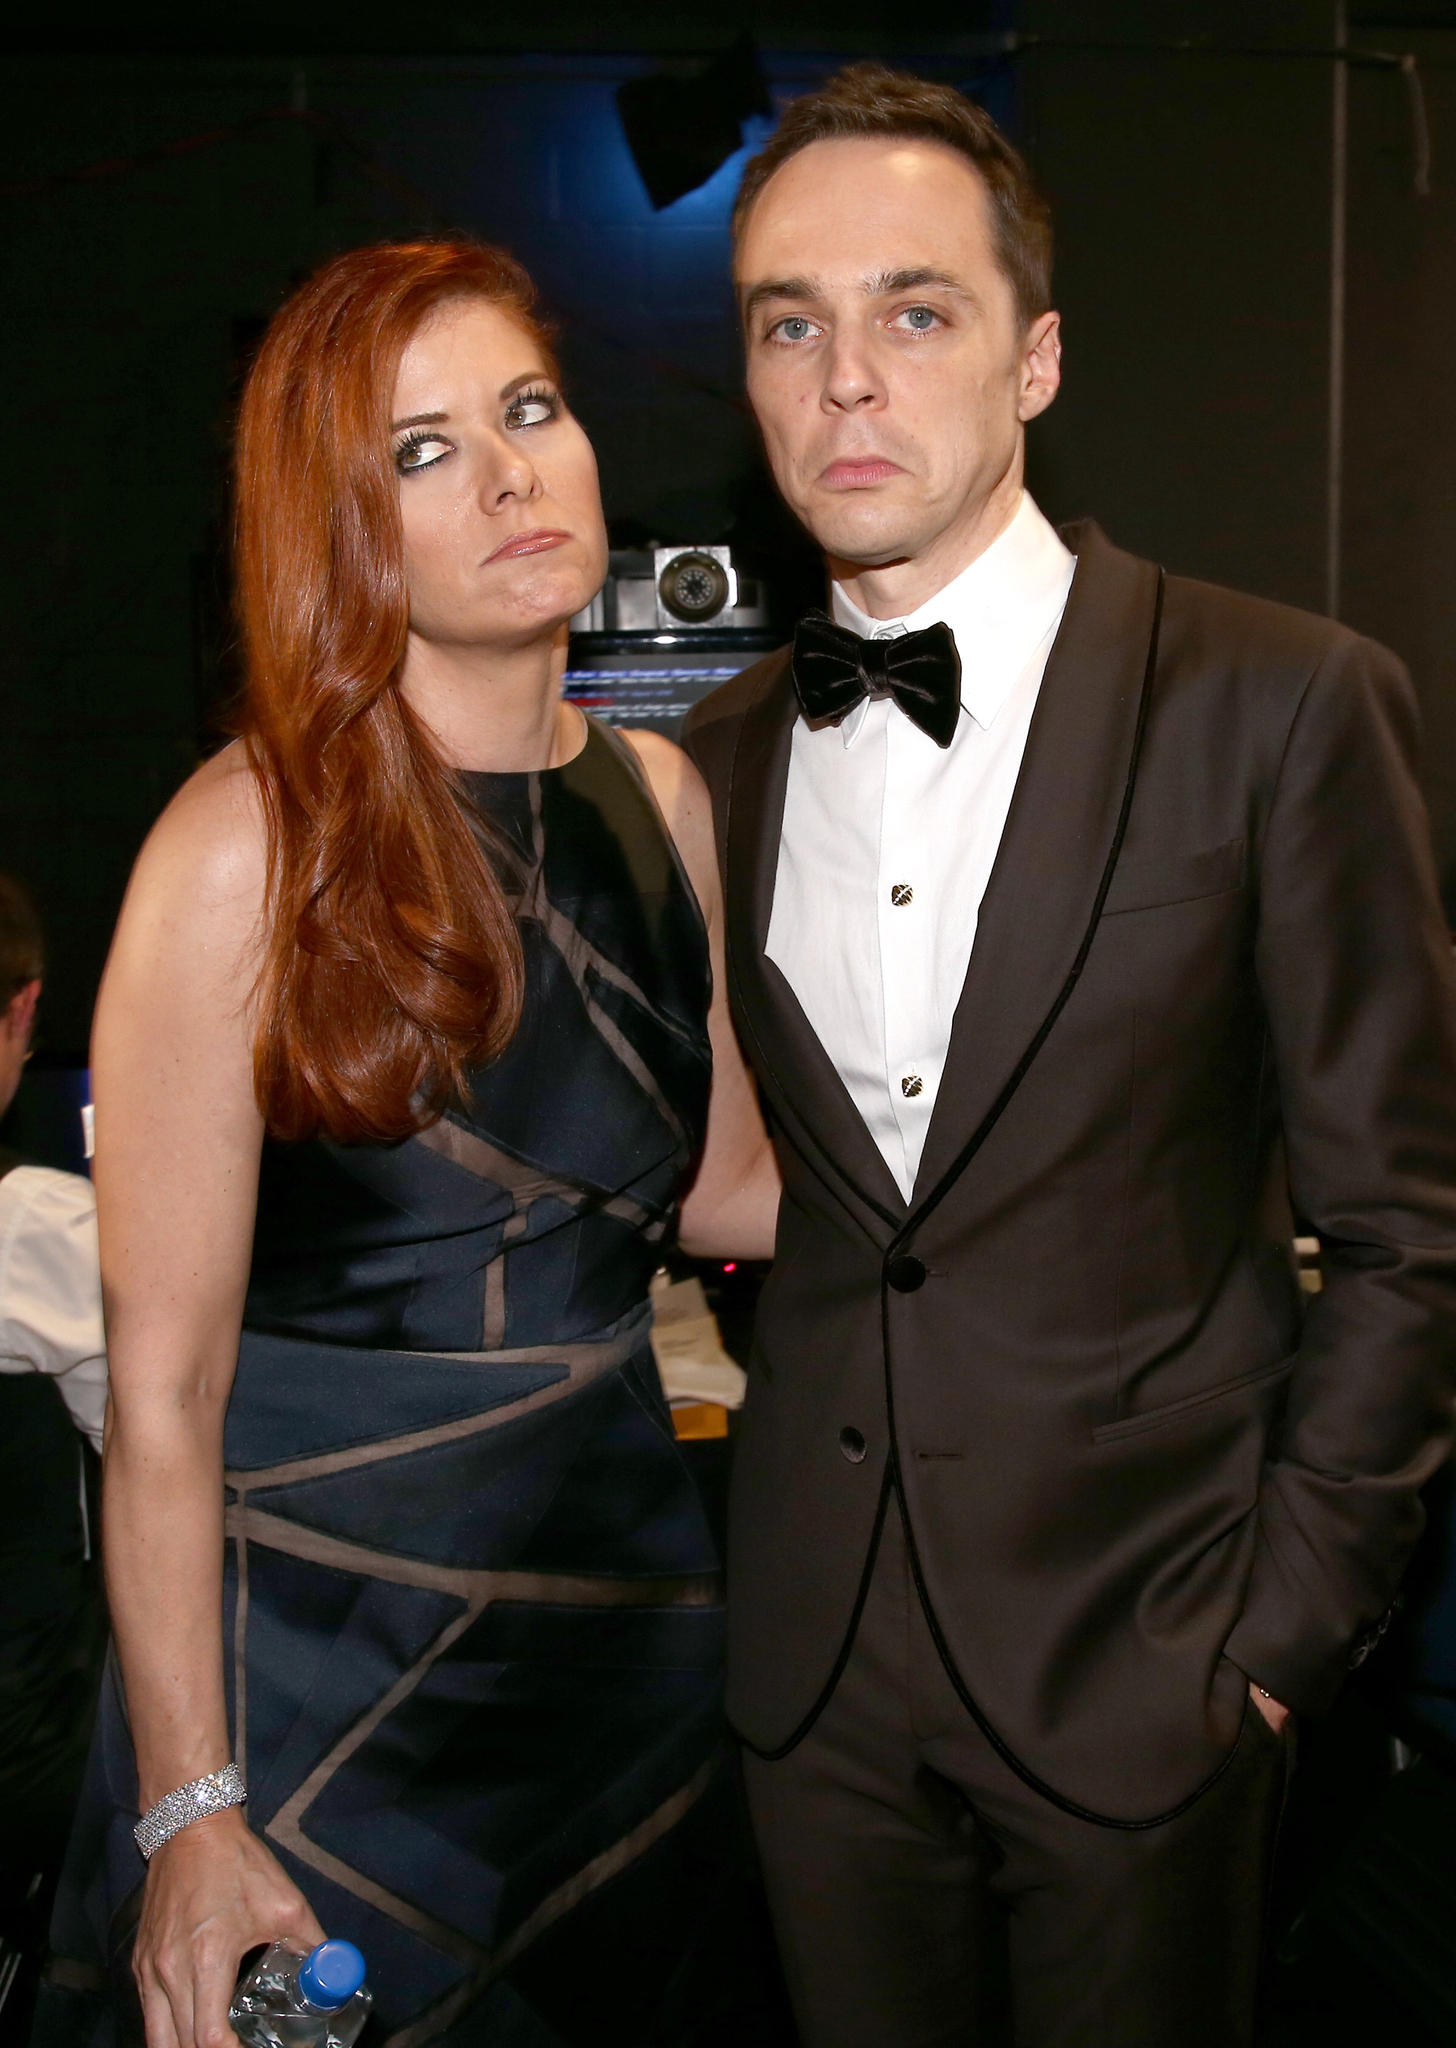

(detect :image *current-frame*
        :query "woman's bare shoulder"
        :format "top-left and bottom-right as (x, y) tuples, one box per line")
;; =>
(619, 728), (721, 924)
(121, 741), (269, 965)
(137, 741), (265, 895)
(619, 730), (710, 843)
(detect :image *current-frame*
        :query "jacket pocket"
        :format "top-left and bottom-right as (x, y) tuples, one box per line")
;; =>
(1092, 1351), (1295, 1445)
(1100, 836), (1246, 917)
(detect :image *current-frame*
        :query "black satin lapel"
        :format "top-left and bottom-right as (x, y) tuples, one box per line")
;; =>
(725, 658), (906, 1234)
(910, 525), (1162, 1210)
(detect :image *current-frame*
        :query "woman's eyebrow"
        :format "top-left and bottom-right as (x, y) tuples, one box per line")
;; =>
(391, 374), (549, 431)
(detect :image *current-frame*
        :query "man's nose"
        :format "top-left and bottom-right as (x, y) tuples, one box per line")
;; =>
(820, 332), (886, 414)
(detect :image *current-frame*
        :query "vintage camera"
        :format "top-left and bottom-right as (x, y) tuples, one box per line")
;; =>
(566, 545), (776, 739)
(571, 545), (767, 635)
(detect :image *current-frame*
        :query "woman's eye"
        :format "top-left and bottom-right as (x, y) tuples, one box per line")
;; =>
(505, 392), (558, 429)
(395, 434), (452, 474)
(895, 305), (942, 334)
(769, 316), (818, 344)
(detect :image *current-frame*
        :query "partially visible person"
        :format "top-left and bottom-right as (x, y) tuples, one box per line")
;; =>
(0, 872), (107, 2036)
(0, 877), (107, 1457)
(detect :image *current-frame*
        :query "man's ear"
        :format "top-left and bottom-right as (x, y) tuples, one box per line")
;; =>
(3, 979), (41, 1043)
(1018, 309), (1061, 423)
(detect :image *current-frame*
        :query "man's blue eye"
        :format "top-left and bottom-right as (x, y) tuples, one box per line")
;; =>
(777, 318), (813, 342)
(903, 306), (937, 330)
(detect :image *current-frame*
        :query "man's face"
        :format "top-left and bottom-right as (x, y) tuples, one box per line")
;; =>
(736, 137), (1060, 585)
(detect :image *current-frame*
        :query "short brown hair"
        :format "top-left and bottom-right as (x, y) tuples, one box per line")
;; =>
(0, 873), (43, 1001)
(732, 63), (1053, 328)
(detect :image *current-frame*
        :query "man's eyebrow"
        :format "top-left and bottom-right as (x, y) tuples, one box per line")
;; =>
(866, 267), (971, 297)
(741, 277), (822, 321)
(741, 268), (976, 324)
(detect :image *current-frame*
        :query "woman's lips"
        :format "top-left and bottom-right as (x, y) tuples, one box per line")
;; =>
(485, 528), (571, 563)
(819, 458), (905, 488)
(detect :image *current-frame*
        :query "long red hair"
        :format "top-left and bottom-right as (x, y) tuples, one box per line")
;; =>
(233, 239), (557, 1144)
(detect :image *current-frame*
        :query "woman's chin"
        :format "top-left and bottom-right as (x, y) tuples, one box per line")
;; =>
(484, 560), (597, 642)
(421, 588), (593, 654)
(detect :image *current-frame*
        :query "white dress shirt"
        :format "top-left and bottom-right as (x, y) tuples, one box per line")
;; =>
(0, 1164), (107, 1452)
(766, 491), (1075, 1201)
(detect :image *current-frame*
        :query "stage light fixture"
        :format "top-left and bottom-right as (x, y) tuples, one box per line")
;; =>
(616, 32), (771, 211)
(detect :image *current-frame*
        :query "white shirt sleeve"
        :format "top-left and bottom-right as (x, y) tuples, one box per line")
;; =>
(0, 1165), (108, 1454)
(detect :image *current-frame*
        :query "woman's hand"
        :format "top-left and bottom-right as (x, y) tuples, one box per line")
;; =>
(133, 1808), (325, 2048)
(1249, 1681), (1291, 1736)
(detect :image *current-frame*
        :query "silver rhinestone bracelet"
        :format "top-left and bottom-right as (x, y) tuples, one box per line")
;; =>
(133, 1762), (247, 1861)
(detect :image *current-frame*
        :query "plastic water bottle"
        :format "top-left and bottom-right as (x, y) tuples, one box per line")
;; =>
(229, 1939), (372, 2048)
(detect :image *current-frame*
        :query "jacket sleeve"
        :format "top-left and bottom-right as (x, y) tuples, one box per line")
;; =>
(1224, 634), (1456, 1712)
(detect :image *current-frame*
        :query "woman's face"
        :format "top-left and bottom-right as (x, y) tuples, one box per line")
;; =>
(391, 296), (607, 653)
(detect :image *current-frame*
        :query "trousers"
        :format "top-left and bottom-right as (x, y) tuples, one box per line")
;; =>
(742, 1498), (1289, 2047)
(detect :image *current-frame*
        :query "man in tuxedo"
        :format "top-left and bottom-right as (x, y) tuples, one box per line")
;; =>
(682, 63), (1456, 2046)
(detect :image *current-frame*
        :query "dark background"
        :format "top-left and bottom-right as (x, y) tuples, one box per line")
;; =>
(3, 0), (1455, 1059)
(6, 11), (1456, 2040)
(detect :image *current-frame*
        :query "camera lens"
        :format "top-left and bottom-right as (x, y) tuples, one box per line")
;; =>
(658, 551), (731, 623)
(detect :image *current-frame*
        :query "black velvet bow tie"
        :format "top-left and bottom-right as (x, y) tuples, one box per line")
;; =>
(790, 611), (962, 749)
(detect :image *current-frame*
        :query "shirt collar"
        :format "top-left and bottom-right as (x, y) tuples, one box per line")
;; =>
(828, 491), (1075, 746)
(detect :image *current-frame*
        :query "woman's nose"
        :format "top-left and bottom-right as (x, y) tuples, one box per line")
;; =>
(479, 439), (540, 507)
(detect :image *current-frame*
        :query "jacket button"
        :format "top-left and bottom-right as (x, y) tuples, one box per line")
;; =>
(886, 1253), (927, 1293)
(839, 1426), (867, 1464)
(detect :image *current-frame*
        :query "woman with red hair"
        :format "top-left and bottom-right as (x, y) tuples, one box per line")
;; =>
(39, 240), (780, 2047)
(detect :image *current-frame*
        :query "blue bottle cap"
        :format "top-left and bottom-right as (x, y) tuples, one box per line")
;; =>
(298, 1941), (366, 2011)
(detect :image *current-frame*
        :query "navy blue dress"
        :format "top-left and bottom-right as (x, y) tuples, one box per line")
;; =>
(40, 721), (748, 2046)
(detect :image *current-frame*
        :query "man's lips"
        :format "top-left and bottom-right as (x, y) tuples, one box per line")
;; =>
(485, 528), (571, 564)
(818, 458), (906, 489)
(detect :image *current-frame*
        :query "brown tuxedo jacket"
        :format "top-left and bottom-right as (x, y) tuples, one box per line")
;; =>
(682, 522), (1456, 1826)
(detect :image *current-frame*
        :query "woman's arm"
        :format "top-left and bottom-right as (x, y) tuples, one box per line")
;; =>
(94, 746), (323, 2048)
(623, 731), (780, 1260)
